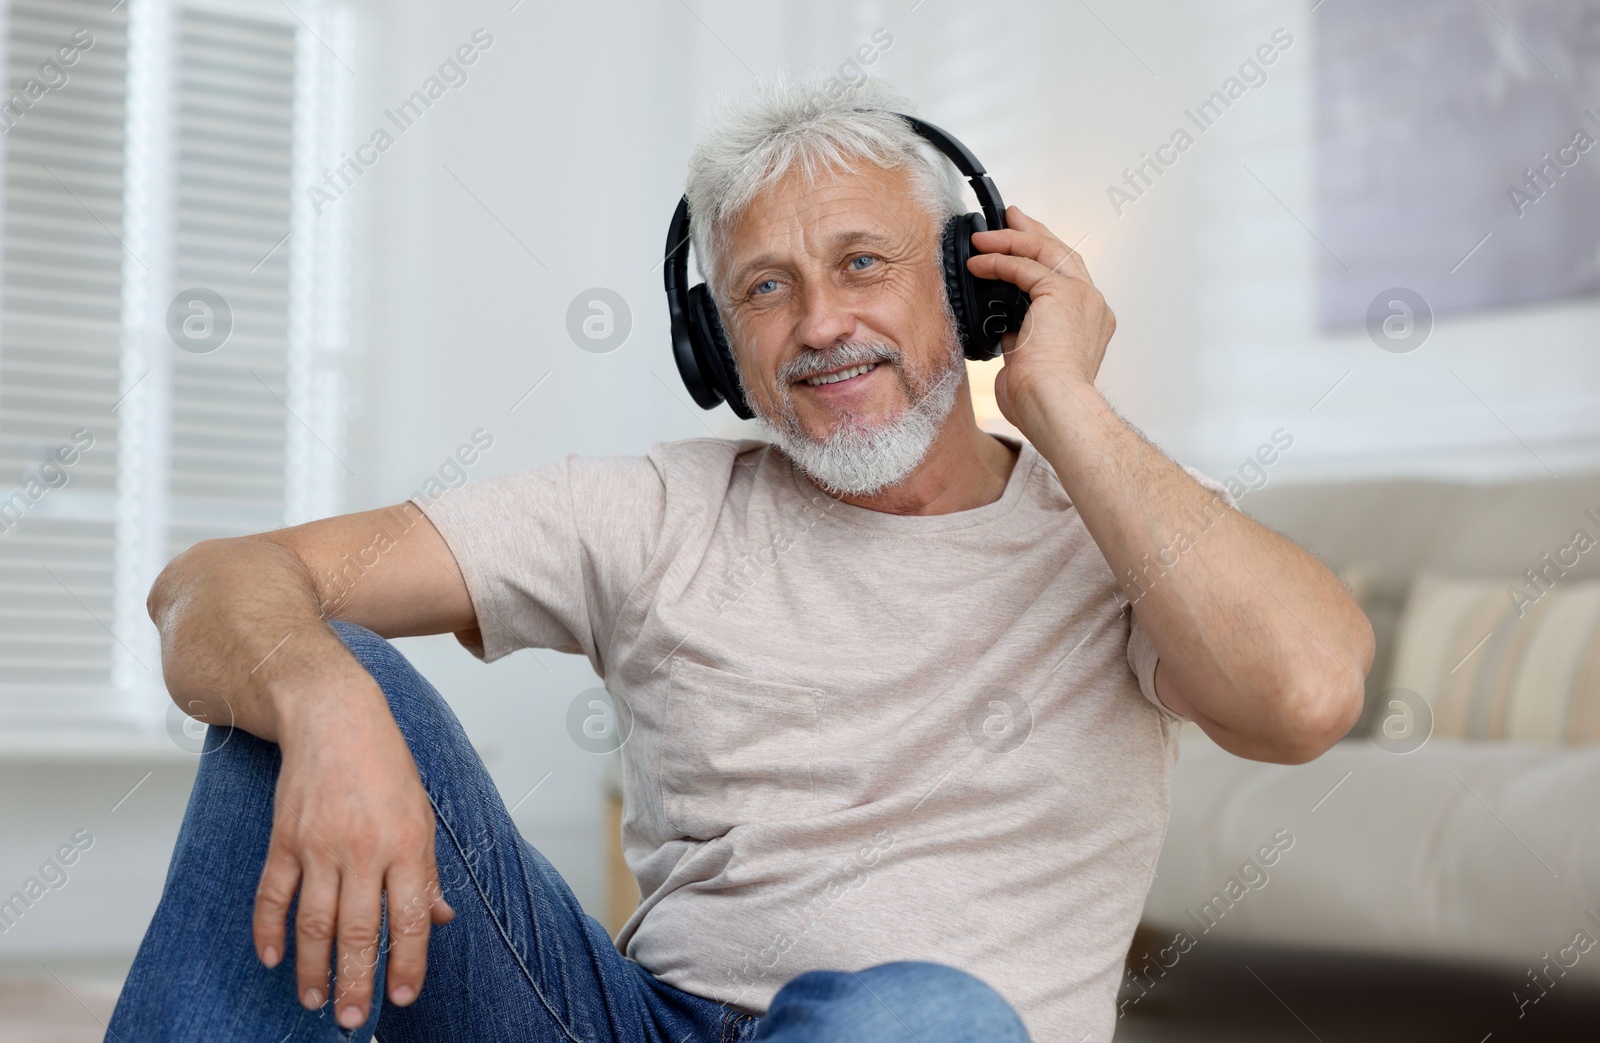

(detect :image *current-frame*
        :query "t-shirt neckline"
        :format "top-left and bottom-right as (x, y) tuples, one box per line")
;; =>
(784, 433), (1039, 534)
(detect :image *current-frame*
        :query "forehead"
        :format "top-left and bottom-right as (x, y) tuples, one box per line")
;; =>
(722, 161), (933, 266)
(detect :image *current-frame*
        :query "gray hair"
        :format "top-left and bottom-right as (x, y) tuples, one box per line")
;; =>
(684, 72), (966, 308)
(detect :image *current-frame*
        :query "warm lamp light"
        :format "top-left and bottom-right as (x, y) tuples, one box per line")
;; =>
(965, 357), (1027, 443)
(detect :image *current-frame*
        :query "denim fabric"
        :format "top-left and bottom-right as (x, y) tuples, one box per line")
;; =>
(107, 621), (1030, 1042)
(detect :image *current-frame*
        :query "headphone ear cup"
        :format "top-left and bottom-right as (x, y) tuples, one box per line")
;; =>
(943, 211), (1030, 363)
(686, 284), (754, 420)
(940, 213), (985, 361)
(972, 263), (1031, 359)
(934, 211), (972, 363)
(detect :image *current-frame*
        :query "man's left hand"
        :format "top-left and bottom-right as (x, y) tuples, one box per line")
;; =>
(965, 205), (1113, 431)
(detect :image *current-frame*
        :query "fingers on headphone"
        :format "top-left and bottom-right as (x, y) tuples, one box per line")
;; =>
(1003, 204), (1042, 232)
(988, 208), (1081, 272)
(1003, 205), (1066, 247)
(971, 227), (1087, 283)
(966, 250), (1057, 295)
(972, 224), (1060, 260)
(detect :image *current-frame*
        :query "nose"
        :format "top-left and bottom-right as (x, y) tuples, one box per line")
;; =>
(794, 277), (857, 353)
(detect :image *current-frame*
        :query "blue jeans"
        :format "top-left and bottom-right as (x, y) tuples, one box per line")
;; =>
(109, 621), (1031, 1042)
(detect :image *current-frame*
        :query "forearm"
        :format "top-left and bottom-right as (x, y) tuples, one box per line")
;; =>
(1015, 375), (1373, 759)
(147, 537), (376, 743)
(964, 206), (1371, 759)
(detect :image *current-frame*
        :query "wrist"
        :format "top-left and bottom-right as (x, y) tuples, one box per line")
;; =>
(260, 646), (385, 739)
(1010, 369), (1105, 444)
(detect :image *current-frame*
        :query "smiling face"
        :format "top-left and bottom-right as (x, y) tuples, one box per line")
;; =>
(718, 161), (968, 496)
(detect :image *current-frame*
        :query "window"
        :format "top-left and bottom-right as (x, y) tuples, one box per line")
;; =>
(0, 0), (352, 731)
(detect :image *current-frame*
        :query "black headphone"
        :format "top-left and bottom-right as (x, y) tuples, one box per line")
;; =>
(663, 113), (1031, 420)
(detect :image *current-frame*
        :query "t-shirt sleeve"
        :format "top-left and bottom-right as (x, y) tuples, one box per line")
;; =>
(410, 452), (666, 671)
(1126, 465), (1240, 724)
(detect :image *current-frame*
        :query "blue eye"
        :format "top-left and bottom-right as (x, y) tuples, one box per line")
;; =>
(849, 255), (876, 271)
(753, 279), (779, 295)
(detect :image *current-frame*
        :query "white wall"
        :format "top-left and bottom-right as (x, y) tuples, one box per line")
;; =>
(6, 0), (1596, 972)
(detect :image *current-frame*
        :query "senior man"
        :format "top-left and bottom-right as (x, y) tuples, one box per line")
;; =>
(110, 76), (1373, 1042)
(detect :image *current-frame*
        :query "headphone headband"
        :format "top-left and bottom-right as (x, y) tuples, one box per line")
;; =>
(895, 114), (1011, 236)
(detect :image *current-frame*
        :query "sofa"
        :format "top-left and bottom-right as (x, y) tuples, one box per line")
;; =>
(1140, 471), (1600, 985)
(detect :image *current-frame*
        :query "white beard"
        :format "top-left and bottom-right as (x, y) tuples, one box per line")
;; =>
(744, 328), (966, 498)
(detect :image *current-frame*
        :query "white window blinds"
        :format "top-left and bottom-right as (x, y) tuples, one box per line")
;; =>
(167, 7), (296, 555)
(0, 0), (350, 732)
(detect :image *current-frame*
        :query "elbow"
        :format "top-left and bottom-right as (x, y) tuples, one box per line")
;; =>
(147, 538), (229, 628)
(147, 555), (180, 626)
(1273, 657), (1371, 765)
(1276, 606), (1376, 765)
(1195, 668), (1366, 765)
(1273, 674), (1365, 764)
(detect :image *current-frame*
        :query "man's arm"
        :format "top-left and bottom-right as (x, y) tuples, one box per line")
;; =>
(152, 502), (477, 739)
(1016, 383), (1371, 763)
(148, 503), (475, 1028)
(968, 207), (1375, 765)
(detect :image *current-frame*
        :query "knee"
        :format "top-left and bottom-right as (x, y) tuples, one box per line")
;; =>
(327, 620), (442, 736)
(329, 618), (407, 676)
(771, 961), (1030, 1042)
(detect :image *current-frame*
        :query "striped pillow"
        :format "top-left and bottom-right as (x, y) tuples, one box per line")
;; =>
(1384, 574), (1600, 742)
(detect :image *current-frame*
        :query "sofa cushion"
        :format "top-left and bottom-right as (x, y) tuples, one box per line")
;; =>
(1386, 573), (1600, 742)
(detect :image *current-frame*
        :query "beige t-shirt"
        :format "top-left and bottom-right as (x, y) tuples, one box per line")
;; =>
(413, 434), (1233, 1041)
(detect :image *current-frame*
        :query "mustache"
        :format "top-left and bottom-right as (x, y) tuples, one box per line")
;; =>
(778, 341), (903, 383)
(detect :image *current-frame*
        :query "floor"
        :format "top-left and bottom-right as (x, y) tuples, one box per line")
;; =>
(0, 959), (123, 1043)
(1115, 938), (1600, 1042)
(4, 942), (1598, 1041)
